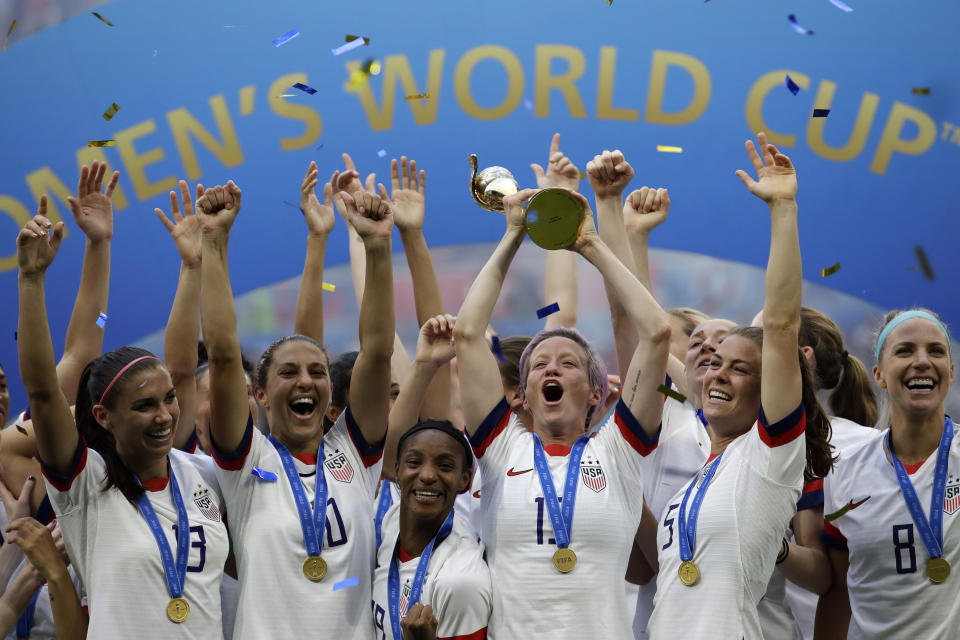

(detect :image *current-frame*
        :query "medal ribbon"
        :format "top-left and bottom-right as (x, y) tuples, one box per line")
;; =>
(135, 461), (190, 600)
(677, 452), (724, 563)
(375, 480), (394, 548)
(15, 586), (40, 638)
(532, 433), (589, 551)
(886, 416), (953, 563)
(269, 436), (328, 558)
(388, 510), (455, 639)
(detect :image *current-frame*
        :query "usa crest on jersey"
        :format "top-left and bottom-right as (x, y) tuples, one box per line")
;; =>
(580, 457), (606, 493)
(325, 450), (354, 483)
(193, 485), (222, 522)
(945, 475), (960, 515)
(399, 581), (411, 617)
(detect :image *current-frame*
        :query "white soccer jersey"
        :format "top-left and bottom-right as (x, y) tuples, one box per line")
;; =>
(633, 397), (710, 638)
(822, 425), (960, 639)
(648, 404), (806, 640)
(212, 407), (382, 640)
(785, 416), (877, 640)
(470, 398), (656, 638)
(372, 503), (491, 640)
(41, 444), (228, 639)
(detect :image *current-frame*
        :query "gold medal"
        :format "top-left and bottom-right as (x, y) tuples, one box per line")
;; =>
(303, 555), (327, 581)
(552, 548), (577, 573)
(926, 557), (951, 583)
(166, 597), (190, 623)
(678, 560), (700, 586)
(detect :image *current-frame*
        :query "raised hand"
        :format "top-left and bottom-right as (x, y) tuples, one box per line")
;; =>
(68, 161), (119, 243)
(17, 198), (65, 277)
(501, 188), (539, 232)
(401, 603), (439, 640)
(735, 132), (798, 204)
(387, 156), (426, 232)
(300, 161), (349, 237)
(6, 518), (68, 582)
(566, 191), (601, 254)
(196, 181), (242, 237)
(0, 473), (35, 525)
(415, 314), (457, 367)
(338, 189), (393, 241)
(586, 149), (635, 200)
(155, 180), (204, 267)
(531, 133), (581, 191)
(623, 187), (670, 236)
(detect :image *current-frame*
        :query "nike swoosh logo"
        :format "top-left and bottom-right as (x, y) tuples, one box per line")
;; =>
(849, 496), (870, 509)
(472, 490), (482, 499)
(507, 467), (534, 477)
(824, 496), (871, 522)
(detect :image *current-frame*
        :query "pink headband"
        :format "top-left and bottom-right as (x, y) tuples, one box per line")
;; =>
(97, 356), (161, 406)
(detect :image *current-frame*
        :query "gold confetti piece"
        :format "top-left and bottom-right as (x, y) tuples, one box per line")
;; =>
(362, 58), (381, 75)
(3, 19), (15, 51)
(657, 145), (683, 153)
(345, 34), (371, 46)
(322, 282), (336, 292)
(92, 12), (114, 26)
(404, 93), (430, 100)
(657, 384), (687, 404)
(914, 245), (935, 280)
(87, 140), (116, 147)
(578, 170), (587, 180)
(820, 262), (841, 277)
(912, 87), (931, 95)
(15, 424), (27, 435)
(102, 102), (120, 121)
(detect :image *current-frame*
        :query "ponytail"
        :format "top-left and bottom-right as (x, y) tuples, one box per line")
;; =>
(799, 307), (877, 426)
(76, 346), (164, 507)
(829, 353), (878, 426)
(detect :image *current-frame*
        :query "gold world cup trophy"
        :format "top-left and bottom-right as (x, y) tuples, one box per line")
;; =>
(469, 154), (585, 250)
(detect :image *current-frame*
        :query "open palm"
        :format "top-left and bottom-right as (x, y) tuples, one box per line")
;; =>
(389, 156), (426, 232)
(68, 161), (118, 243)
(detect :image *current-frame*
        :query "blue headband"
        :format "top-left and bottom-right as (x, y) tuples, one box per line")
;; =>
(875, 310), (950, 361)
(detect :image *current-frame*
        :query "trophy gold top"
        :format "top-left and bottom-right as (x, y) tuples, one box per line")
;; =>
(469, 154), (519, 212)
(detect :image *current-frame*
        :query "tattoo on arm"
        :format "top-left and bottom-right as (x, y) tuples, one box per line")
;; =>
(627, 368), (642, 405)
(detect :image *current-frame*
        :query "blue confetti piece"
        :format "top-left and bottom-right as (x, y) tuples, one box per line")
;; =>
(828, 0), (853, 12)
(812, 108), (830, 118)
(785, 75), (801, 96)
(272, 29), (300, 47)
(491, 336), (506, 362)
(377, 149), (387, 158)
(788, 14), (814, 35)
(333, 576), (360, 591)
(96, 312), (108, 328)
(251, 467), (278, 482)
(332, 39), (365, 56)
(292, 82), (317, 95)
(536, 302), (560, 320)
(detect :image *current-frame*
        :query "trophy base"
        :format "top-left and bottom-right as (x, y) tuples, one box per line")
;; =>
(524, 188), (585, 250)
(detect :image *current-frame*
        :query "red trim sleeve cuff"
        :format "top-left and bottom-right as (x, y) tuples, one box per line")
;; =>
(211, 413), (254, 470)
(757, 403), (806, 448)
(39, 437), (88, 492)
(614, 399), (660, 456)
(822, 520), (848, 551)
(797, 478), (825, 511)
(344, 404), (385, 468)
(469, 399), (512, 459)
